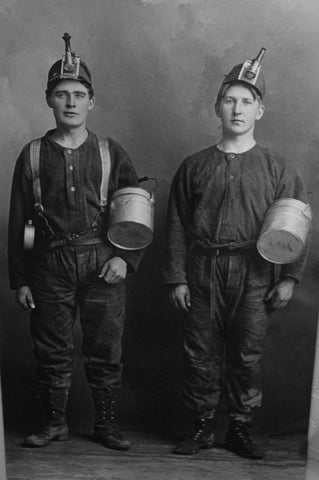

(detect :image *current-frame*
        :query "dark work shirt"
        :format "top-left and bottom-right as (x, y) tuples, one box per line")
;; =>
(8, 130), (142, 289)
(163, 143), (308, 284)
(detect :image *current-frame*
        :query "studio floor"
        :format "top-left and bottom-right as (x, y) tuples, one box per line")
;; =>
(4, 428), (311, 480)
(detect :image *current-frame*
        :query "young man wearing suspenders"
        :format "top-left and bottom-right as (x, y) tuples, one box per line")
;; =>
(8, 33), (143, 449)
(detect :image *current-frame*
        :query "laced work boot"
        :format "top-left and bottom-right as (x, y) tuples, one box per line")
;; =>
(225, 420), (263, 459)
(23, 388), (69, 448)
(173, 417), (215, 455)
(92, 389), (130, 451)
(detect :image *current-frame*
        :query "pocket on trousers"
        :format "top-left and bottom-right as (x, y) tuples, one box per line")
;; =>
(186, 251), (209, 287)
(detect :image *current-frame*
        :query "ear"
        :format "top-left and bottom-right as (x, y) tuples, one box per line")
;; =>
(215, 102), (221, 118)
(256, 103), (265, 121)
(46, 96), (53, 109)
(88, 96), (95, 111)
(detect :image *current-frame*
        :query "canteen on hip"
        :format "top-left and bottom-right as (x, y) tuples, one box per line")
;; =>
(257, 198), (312, 264)
(107, 180), (156, 250)
(23, 220), (35, 250)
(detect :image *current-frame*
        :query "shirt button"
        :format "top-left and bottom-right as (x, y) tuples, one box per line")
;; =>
(67, 149), (72, 154)
(70, 186), (76, 192)
(230, 175), (234, 180)
(69, 165), (74, 171)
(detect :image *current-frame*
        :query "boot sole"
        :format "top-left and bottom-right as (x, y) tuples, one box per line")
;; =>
(225, 442), (264, 460)
(173, 439), (214, 455)
(94, 438), (131, 451)
(23, 432), (68, 448)
(93, 433), (131, 451)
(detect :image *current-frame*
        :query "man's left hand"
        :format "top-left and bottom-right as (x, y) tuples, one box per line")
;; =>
(264, 278), (296, 311)
(99, 257), (127, 284)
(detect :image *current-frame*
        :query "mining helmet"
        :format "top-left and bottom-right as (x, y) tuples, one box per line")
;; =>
(218, 48), (266, 99)
(47, 33), (92, 89)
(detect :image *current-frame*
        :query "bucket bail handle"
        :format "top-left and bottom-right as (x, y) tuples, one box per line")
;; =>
(138, 176), (158, 195)
(303, 204), (312, 219)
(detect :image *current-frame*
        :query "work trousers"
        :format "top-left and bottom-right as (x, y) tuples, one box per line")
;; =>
(29, 244), (125, 391)
(183, 250), (274, 423)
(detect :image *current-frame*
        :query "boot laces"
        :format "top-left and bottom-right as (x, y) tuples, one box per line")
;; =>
(99, 397), (116, 427)
(190, 419), (211, 441)
(192, 428), (204, 441)
(233, 423), (254, 446)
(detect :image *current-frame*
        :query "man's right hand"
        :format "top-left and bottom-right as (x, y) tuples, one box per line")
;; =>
(16, 286), (36, 310)
(169, 284), (191, 311)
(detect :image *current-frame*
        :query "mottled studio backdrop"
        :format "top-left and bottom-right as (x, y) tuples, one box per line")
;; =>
(1, 0), (319, 434)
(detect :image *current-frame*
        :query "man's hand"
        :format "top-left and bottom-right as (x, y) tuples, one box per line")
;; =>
(264, 278), (296, 311)
(169, 283), (191, 311)
(16, 286), (36, 310)
(99, 257), (127, 284)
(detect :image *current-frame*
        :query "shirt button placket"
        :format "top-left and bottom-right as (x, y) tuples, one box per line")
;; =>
(228, 153), (235, 181)
(65, 149), (76, 199)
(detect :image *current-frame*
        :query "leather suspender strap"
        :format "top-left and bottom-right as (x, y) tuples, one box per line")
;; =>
(97, 137), (111, 211)
(29, 138), (42, 208)
(29, 136), (111, 211)
(27, 135), (111, 249)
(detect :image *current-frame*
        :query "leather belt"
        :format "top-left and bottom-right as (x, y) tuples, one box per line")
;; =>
(49, 237), (104, 249)
(193, 240), (256, 256)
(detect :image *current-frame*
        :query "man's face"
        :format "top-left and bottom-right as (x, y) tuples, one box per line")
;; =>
(215, 84), (264, 137)
(46, 80), (95, 129)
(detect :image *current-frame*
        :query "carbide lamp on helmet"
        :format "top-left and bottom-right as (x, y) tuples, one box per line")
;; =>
(47, 33), (92, 89)
(218, 48), (266, 100)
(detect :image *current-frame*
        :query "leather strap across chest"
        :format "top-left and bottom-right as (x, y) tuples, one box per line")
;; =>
(29, 136), (111, 212)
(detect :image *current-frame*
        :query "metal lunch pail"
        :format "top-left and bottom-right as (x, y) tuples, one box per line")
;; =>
(257, 198), (312, 264)
(107, 179), (156, 250)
